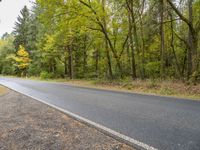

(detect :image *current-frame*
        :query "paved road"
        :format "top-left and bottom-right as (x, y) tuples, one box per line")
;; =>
(0, 77), (200, 150)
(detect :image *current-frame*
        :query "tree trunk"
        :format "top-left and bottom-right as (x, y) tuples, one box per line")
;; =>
(95, 49), (99, 78)
(139, 16), (145, 79)
(170, 13), (182, 77)
(103, 30), (122, 76)
(160, 0), (165, 79)
(166, 0), (199, 80)
(126, 41), (131, 73)
(128, 10), (136, 79)
(68, 45), (73, 79)
(187, 0), (193, 79)
(64, 55), (68, 78)
(79, 0), (122, 77)
(83, 36), (87, 77)
(126, 0), (142, 79)
(182, 49), (187, 76)
(188, 0), (198, 78)
(64, 47), (68, 78)
(102, 0), (113, 79)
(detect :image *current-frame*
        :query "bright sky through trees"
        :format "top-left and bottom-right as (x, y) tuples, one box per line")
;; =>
(0, 0), (34, 37)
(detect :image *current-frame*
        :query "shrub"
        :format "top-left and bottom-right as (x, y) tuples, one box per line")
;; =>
(40, 71), (53, 80)
(147, 79), (158, 88)
(1, 66), (15, 75)
(189, 71), (200, 85)
(145, 62), (160, 79)
(27, 64), (41, 76)
(160, 87), (175, 95)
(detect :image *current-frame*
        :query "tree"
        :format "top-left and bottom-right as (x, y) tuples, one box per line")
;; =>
(126, 0), (137, 79)
(159, 0), (165, 79)
(1, 0), (199, 82)
(166, 0), (200, 80)
(0, 34), (15, 75)
(13, 45), (31, 76)
(13, 6), (31, 51)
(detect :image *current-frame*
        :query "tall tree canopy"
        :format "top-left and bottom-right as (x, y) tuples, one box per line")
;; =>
(13, 6), (31, 50)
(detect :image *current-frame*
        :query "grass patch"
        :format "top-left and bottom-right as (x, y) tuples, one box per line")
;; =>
(159, 87), (175, 95)
(62, 79), (200, 100)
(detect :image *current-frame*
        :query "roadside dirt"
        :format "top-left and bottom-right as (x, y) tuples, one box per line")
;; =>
(0, 86), (7, 95)
(0, 86), (135, 150)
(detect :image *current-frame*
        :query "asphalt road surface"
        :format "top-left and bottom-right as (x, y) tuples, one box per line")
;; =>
(0, 77), (200, 150)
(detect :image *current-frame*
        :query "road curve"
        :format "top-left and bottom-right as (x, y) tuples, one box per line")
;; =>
(0, 77), (200, 150)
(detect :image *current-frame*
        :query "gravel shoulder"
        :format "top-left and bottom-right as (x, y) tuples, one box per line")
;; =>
(0, 86), (135, 150)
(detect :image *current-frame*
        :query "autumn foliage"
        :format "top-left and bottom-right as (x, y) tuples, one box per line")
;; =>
(14, 45), (31, 76)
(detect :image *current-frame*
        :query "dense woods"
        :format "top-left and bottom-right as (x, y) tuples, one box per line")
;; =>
(0, 0), (200, 82)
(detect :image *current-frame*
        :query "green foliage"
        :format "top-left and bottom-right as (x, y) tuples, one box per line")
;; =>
(145, 62), (160, 79)
(0, 34), (16, 75)
(1, 66), (15, 75)
(189, 71), (200, 85)
(27, 63), (41, 76)
(40, 71), (53, 80)
(13, 6), (30, 50)
(0, 0), (200, 83)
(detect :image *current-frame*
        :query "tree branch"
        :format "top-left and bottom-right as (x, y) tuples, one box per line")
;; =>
(166, 0), (191, 27)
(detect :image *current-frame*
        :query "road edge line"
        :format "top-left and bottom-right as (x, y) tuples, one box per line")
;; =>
(1, 84), (158, 150)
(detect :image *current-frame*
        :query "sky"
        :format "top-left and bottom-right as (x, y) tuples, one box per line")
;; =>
(0, 0), (34, 37)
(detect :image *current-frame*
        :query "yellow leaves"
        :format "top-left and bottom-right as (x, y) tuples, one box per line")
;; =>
(14, 45), (31, 70)
(17, 63), (30, 70)
(42, 34), (56, 52)
(17, 45), (29, 58)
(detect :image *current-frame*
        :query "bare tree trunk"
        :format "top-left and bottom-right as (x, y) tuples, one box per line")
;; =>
(182, 49), (187, 76)
(126, 41), (131, 73)
(64, 58), (68, 77)
(68, 45), (73, 79)
(95, 49), (99, 78)
(64, 53), (68, 78)
(83, 35), (87, 77)
(160, 0), (165, 79)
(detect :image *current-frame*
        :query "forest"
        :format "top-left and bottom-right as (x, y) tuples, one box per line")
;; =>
(0, 0), (200, 83)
